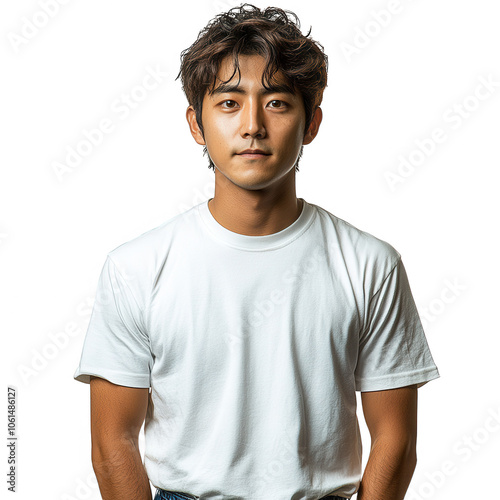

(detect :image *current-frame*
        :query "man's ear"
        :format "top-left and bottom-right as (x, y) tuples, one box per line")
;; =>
(186, 105), (206, 146)
(303, 106), (323, 145)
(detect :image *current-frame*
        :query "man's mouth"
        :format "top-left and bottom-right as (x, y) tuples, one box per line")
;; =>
(237, 149), (271, 158)
(238, 153), (270, 158)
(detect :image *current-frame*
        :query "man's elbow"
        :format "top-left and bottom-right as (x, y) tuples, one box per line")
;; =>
(372, 432), (418, 467)
(91, 436), (137, 471)
(403, 442), (417, 470)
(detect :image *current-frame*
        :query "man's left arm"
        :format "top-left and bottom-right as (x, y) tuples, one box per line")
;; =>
(358, 384), (418, 500)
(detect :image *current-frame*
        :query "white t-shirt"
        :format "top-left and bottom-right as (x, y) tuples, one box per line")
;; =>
(74, 198), (440, 500)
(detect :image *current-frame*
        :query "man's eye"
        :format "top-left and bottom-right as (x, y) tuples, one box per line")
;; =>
(220, 100), (288, 109)
(269, 100), (287, 108)
(221, 100), (237, 108)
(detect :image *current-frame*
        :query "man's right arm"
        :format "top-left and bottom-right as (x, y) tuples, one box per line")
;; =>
(90, 376), (152, 500)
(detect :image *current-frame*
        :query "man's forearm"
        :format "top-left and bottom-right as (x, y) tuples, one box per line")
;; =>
(357, 436), (417, 500)
(92, 437), (152, 500)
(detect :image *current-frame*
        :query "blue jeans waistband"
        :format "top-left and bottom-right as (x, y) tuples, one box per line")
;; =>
(154, 489), (348, 500)
(154, 490), (198, 500)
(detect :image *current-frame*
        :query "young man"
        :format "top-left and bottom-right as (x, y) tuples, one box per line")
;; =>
(74, 4), (440, 500)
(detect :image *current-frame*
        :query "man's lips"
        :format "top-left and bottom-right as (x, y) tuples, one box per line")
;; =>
(236, 151), (271, 159)
(237, 152), (271, 159)
(237, 149), (271, 155)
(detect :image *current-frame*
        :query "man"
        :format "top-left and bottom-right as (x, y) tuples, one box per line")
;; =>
(74, 4), (440, 500)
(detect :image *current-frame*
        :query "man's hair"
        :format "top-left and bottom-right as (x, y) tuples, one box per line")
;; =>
(175, 3), (328, 172)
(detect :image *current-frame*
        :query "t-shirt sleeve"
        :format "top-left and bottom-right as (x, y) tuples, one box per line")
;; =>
(73, 255), (153, 388)
(354, 256), (440, 392)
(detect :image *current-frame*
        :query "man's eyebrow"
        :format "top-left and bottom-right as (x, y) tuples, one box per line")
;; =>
(210, 82), (296, 97)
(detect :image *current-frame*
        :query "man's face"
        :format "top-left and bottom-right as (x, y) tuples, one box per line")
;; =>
(187, 54), (318, 191)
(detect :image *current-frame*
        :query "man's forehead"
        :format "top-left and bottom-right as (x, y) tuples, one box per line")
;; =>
(209, 56), (295, 97)
(218, 52), (266, 73)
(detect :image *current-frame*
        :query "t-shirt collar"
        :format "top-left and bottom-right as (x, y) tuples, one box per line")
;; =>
(197, 197), (315, 251)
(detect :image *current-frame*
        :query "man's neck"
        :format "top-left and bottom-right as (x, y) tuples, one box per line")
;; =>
(207, 196), (303, 236)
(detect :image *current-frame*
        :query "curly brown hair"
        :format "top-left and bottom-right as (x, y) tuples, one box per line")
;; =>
(175, 3), (328, 172)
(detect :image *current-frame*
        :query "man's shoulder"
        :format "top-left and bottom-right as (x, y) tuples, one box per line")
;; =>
(111, 202), (198, 253)
(104, 202), (201, 289)
(313, 202), (401, 273)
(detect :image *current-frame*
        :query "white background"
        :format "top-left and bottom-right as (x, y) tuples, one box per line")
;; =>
(2, 0), (499, 498)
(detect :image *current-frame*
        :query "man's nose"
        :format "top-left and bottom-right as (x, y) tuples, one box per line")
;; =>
(240, 102), (266, 138)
